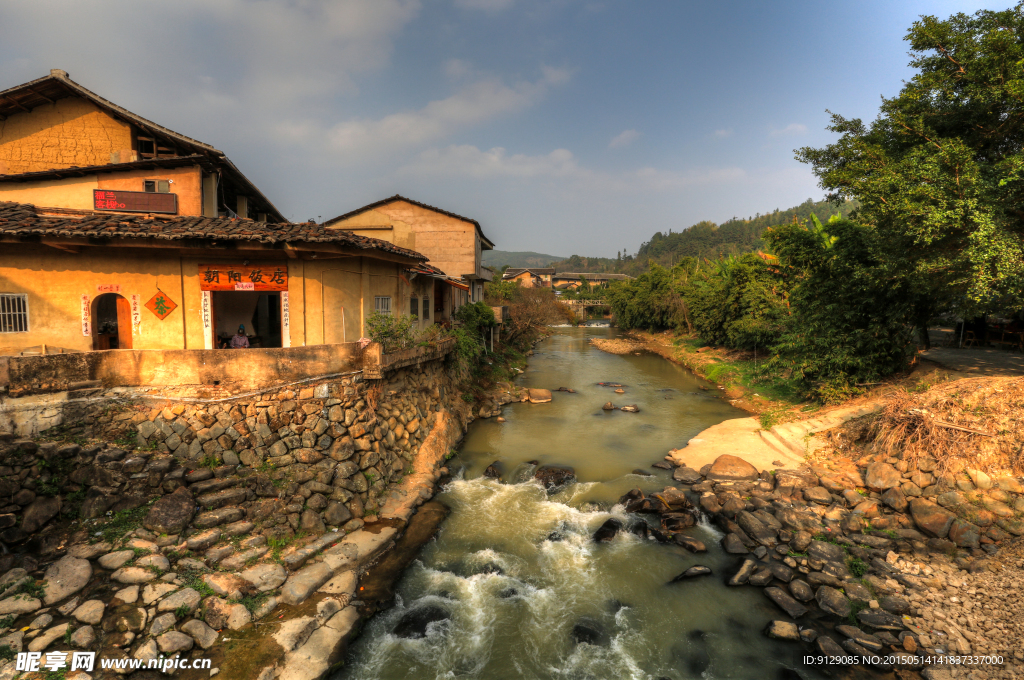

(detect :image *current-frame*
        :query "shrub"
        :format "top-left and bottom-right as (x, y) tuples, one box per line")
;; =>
(365, 312), (418, 352)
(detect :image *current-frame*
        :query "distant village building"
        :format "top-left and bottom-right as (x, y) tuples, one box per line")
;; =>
(0, 72), (428, 354)
(502, 268), (554, 288)
(325, 196), (495, 327)
(552, 272), (633, 289)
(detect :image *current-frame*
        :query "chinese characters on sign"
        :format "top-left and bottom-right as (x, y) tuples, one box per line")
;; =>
(145, 291), (177, 320)
(281, 291), (290, 347)
(81, 294), (91, 336)
(92, 189), (177, 214)
(96, 283), (121, 293)
(130, 294), (142, 335)
(17, 651), (95, 672)
(198, 264), (288, 291)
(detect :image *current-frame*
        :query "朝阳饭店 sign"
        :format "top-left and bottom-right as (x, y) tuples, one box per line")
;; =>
(198, 264), (288, 291)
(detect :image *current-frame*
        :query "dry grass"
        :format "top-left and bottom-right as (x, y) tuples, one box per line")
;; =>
(865, 376), (1024, 476)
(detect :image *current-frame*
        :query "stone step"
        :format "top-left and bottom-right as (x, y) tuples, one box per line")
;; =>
(757, 430), (795, 457)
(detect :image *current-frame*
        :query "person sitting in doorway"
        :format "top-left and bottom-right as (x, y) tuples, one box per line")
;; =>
(229, 325), (250, 349)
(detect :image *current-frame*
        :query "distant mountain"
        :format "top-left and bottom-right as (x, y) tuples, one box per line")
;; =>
(550, 198), (859, 275)
(482, 250), (565, 269)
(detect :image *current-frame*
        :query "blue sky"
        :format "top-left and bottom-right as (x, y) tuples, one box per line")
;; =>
(0, 0), (997, 256)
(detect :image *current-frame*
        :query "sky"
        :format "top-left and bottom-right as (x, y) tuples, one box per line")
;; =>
(0, 0), (1000, 257)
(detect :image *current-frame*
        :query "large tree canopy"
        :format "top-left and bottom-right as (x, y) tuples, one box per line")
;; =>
(796, 4), (1024, 313)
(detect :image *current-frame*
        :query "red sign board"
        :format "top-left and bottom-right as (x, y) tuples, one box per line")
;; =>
(198, 264), (288, 291)
(93, 189), (178, 214)
(145, 291), (178, 320)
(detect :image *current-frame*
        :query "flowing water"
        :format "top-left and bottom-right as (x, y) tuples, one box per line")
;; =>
(339, 328), (824, 680)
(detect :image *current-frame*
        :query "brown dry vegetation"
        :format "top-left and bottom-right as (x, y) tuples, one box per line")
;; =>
(834, 376), (1024, 476)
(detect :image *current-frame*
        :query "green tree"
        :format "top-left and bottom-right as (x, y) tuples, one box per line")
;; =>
(796, 4), (1024, 314)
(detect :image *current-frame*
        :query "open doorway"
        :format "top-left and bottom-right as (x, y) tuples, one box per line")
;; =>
(92, 293), (132, 350)
(211, 291), (282, 348)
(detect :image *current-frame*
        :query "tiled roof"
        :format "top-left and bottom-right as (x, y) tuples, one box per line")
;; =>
(503, 267), (555, 278)
(553, 272), (633, 280)
(324, 194), (495, 249)
(0, 202), (426, 261)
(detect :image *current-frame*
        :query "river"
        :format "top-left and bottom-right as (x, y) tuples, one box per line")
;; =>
(337, 327), (823, 680)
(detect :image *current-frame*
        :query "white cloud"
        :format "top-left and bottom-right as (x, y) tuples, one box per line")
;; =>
(608, 129), (640, 149)
(454, 0), (514, 10)
(444, 58), (474, 79)
(327, 67), (572, 156)
(400, 144), (745, 194)
(770, 123), (808, 137)
(714, 128), (733, 138)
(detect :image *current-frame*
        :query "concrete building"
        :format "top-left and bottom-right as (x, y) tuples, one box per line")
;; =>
(0, 201), (426, 354)
(0, 70), (283, 222)
(324, 196), (495, 324)
(552, 272), (633, 289)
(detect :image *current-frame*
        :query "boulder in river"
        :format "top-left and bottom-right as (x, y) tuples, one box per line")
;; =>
(651, 461), (674, 470)
(673, 534), (706, 553)
(593, 518), (622, 543)
(392, 605), (451, 639)
(727, 558), (758, 586)
(721, 533), (749, 554)
(571, 617), (610, 647)
(670, 566), (712, 582)
(483, 461), (503, 480)
(527, 389), (552, 404)
(602, 402), (615, 411)
(534, 466), (576, 492)
(672, 466), (702, 484)
(764, 587), (808, 619)
(620, 404), (640, 413)
(706, 455), (759, 482)
(631, 469), (653, 477)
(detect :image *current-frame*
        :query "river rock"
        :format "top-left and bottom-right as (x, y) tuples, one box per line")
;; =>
(807, 539), (846, 565)
(881, 488), (908, 513)
(528, 389), (552, 404)
(70, 625), (95, 648)
(764, 587), (808, 618)
(856, 608), (905, 631)
(909, 498), (956, 538)
(593, 518), (622, 543)
(865, 463), (902, 491)
(21, 497), (60, 533)
(765, 620), (801, 641)
(483, 461), (503, 479)
(571, 617), (610, 646)
(111, 567), (158, 584)
(27, 623), (69, 652)
(241, 563), (288, 592)
(534, 466), (576, 492)
(280, 563), (333, 606)
(143, 487), (195, 534)
(393, 605), (450, 639)
(672, 466), (702, 484)
(816, 635), (846, 660)
(815, 586), (851, 617)
(620, 404), (640, 413)
(727, 558), (758, 586)
(722, 533), (749, 554)
(671, 566), (712, 582)
(948, 518), (981, 548)
(673, 534), (706, 553)
(42, 556), (92, 605)
(157, 631), (194, 653)
(98, 550), (135, 570)
(706, 455), (759, 482)
(182, 619), (218, 649)
(0, 597), (40, 616)
(72, 600), (105, 625)
(157, 588), (201, 614)
(602, 402), (615, 410)
(789, 579), (814, 602)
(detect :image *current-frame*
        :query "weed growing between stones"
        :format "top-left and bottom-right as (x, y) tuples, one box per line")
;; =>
(0, 645), (13, 661)
(180, 570), (216, 599)
(90, 502), (153, 545)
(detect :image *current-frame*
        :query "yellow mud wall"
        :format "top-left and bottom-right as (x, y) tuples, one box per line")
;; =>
(0, 246), (188, 353)
(0, 98), (133, 174)
(328, 201), (481, 279)
(0, 166), (203, 215)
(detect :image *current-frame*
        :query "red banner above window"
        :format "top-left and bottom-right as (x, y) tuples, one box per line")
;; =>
(93, 189), (178, 214)
(198, 264), (289, 291)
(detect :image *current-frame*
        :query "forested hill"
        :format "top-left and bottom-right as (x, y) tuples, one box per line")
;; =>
(551, 198), (858, 275)
(482, 250), (565, 269)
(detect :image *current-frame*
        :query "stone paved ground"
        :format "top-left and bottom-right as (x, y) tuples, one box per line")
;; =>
(921, 348), (1024, 377)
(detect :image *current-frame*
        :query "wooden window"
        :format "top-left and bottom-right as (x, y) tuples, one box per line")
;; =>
(0, 294), (29, 333)
(410, 297), (419, 319)
(422, 298), (430, 320)
(144, 180), (170, 193)
(374, 296), (392, 315)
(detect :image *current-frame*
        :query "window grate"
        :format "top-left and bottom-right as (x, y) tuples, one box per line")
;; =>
(374, 296), (392, 315)
(422, 298), (429, 319)
(410, 297), (419, 319)
(0, 294), (29, 333)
